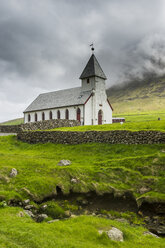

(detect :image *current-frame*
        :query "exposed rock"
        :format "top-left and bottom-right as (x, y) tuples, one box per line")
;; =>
(24, 205), (35, 210)
(71, 178), (79, 183)
(47, 219), (59, 223)
(64, 210), (71, 217)
(107, 227), (124, 242)
(9, 168), (17, 178)
(70, 214), (77, 218)
(139, 187), (151, 194)
(36, 214), (48, 222)
(58, 160), (71, 166)
(23, 199), (30, 205)
(25, 210), (34, 218)
(41, 204), (47, 210)
(143, 231), (159, 238)
(18, 211), (25, 217)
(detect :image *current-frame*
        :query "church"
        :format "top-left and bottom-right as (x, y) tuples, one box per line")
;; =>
(24, 51), (113, 125)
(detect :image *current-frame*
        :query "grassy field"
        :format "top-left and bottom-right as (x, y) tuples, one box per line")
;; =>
(0, 207), (164, 248)
(0, 136), (164, 202)
(0, 136), (165, 247)
(50, 119), (165, 132)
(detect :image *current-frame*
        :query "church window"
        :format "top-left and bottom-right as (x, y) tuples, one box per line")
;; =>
(77, 108), (81, 122)
(42, 112), (45, 121)
(28, 114), (31, 122)
(49, 111), (53, 120)
(87, 78), (90, 84)
(35, 113), (37, 122)
(57, 110), (60, 119)
(65, 109), (69, 120)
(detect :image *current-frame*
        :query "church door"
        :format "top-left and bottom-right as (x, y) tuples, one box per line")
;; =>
(98, 110), (103, 125)
(77, 108), (81, 122)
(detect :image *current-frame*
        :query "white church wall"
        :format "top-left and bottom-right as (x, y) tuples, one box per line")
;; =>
(84, 97), (92, 125)
(24, 105), (84, 124)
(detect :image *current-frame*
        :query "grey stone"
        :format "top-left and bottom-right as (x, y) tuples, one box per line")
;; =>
(71, 178), (79, 183)
(24, 205), (35, 210)
(10, 168), (17, 178)
(107, 227), (124, 242)
(23, 199), (30, 205)
(37, 214), (48, 222)
(47, 219), (59, 223)
(139, 187), (151, 194)
(58, 160), (71, 166)
(41, 204), (47, 210)
(18, 211), (25, 217)
(143, 231), (159, 238)
(25, 210), (34, 218)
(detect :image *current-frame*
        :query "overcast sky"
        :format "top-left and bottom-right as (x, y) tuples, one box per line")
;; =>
(0, 0), (165, 122)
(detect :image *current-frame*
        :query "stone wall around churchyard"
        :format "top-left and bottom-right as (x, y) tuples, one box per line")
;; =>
(0, 119), (80, 133)
(22, 119), (80, 131)
(0, 125), (22, 133)
(17, 130), (165, 145)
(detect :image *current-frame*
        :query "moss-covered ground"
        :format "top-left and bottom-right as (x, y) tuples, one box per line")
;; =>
(0, 207), (165, 248)
(0, 136), (165, 247)
(0, 136), (164, 202)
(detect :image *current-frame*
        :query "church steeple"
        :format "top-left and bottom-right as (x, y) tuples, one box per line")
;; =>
(79, 54), (107, 80)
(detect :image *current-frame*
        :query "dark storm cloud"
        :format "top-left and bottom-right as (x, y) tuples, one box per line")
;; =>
(0, 0), (165, 121)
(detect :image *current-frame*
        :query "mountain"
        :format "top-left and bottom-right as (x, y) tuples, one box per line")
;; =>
(107, 75), (165, 114)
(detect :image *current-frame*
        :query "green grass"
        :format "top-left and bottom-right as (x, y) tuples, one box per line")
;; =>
(49, 119), (165, 132)
(0, 207), (164, 248)
(0, 136), (165, 203)
(113, 112), (165, 122)
(0, 118), (24, 125)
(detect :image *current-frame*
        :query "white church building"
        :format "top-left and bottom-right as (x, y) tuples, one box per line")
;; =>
(24, 53), (113, 125)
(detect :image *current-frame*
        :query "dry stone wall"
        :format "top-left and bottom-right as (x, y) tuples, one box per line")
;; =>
(0, 125), (21, 133)
(22, 119), (80, 131)
(0, 119), (80, 133)
(17, 130), (165, 145)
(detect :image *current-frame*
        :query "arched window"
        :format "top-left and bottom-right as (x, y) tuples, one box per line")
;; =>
(42, 112), (45, 121)
(57, 110), (60, 119)
(28, 114), (31, 122)
(35, 113), (37, 122)
(98, 110), (103, 125)
(49, 111), (53, 120)
(65, 109), (69, 120)
(77, 108), (81, 122)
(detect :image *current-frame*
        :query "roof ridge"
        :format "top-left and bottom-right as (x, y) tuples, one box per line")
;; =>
(40, 86), (81, 96)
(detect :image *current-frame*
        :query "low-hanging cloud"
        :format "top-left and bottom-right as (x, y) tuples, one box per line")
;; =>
(0, 0), (165, 122)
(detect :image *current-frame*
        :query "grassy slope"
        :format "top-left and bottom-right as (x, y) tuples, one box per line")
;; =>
(50, 120), (165, 132)
(0, 118), (24, 125)
(0, 136), (164, 202)
(107, 76), (165, 114)
(0, 207), (164, 248)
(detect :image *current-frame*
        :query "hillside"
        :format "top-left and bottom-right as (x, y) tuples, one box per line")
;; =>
(107, 75), (165, 114)
(1, 117), (24, 125)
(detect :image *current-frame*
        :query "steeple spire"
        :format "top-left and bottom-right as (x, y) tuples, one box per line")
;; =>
(79, 53), (107, 80)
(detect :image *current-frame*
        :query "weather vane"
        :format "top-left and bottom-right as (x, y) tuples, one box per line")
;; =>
(90, 43), (94, 53)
